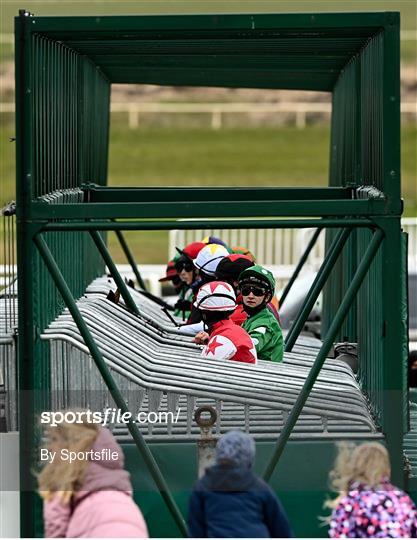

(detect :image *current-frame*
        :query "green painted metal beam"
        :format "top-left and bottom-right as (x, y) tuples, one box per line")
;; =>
(381, 18), (401, 209)
(22, 12), (396, 34)
(86, 186), (353, 202)
(33, 233), (188, 537)
(40, 218), (375, 232)
(30, 199), (387, 220)
(98, 70), (339, 91)
(15, 12), (397, 91)
(66, 38), (369, 56)
(90, 55), (349, 68)
(263, 228), (384, 481)
(15, 10), (38, 537)
(378, 217), (407, 486)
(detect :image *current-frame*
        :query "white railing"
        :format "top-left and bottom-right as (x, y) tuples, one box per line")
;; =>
(1, 101), (416, 129)
(170, 217), (417, 271)
(111, 101), (335, 129)
(404, 217), (417, 269)
(170, 227), (323, 268)
(1, 219), (416, 296)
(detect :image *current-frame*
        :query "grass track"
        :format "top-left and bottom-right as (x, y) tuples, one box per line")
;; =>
(108, 126), (330, 188)
(1, 123), (415, 263)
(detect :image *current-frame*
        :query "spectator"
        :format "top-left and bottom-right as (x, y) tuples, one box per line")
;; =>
(188, 430), (293, 538)
(326, 442), (417, 538)
(38, 416), (148, 538)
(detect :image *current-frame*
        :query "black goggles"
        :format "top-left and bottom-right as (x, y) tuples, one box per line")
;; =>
(175, 261), (194, 272)
(241, 285), (267, 297)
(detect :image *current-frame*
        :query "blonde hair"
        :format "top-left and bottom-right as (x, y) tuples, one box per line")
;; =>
(37, 415), (99, 504)
(325, 442), (391, 511)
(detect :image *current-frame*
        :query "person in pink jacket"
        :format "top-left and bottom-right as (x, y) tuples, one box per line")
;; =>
(38, 414), (148, 538)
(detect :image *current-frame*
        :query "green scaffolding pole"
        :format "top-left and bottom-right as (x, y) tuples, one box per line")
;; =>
(34, 233), (188, 537)
(41, 218), (374, 232)
(263, 228), (384, 481)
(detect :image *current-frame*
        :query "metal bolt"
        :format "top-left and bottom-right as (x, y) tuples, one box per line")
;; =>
(195, 406), (218, 477)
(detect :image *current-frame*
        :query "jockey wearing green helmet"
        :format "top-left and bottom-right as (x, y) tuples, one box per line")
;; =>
(238, 265), (284, 363)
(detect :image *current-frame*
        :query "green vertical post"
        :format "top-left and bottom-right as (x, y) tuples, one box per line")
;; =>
(15, 10), (39, 537)
(381, 13), (401, 210)
(379, 218), (405, 485)
(34, 234), (187, 537)
(264, 229), (384, 481)
(378, 16), (403, 484)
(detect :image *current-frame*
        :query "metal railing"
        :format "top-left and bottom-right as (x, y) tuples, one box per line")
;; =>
(40, 278), (379, 442)
(1, 205), (17, 432)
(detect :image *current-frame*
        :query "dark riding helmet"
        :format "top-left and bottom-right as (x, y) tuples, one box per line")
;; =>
(216, 254), (254, 284)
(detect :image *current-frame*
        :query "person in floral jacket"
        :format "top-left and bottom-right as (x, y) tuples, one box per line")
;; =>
(326, 442), (417, 538)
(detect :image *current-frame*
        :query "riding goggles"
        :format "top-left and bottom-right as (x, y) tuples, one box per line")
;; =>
(241, 285), (267, 297)
(175, 261), (194, 272)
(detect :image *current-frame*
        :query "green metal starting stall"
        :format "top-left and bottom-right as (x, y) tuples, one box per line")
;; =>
(14, 10), (412, 537)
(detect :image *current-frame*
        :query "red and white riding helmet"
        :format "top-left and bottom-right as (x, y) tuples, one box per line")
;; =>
(194, 281), (237, 311)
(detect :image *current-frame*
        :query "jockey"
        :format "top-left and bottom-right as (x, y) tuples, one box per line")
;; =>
(238, 265), (284, 362)
(193, 281), (257, 364)
(215, 254), (255, 325)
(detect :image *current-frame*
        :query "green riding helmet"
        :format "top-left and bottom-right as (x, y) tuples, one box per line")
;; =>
(238, 264), (276, 297)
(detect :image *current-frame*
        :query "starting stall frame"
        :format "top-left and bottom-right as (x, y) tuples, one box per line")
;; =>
(14, 10), (408, 537)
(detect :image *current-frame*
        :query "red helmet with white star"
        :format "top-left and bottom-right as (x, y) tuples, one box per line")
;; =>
(194, 281), (237, 311)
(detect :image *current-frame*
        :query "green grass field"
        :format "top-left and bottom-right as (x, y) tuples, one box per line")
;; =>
(1, 122), (416, 263)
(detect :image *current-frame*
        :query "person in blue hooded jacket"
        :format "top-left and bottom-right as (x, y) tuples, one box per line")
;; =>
(188, 430), (293, 538)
